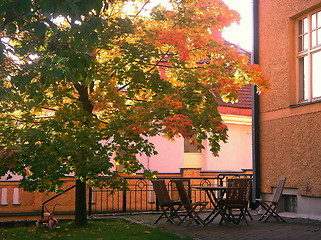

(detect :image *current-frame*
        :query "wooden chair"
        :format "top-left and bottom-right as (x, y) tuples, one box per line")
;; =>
(219, 178), (251, 225)
(152, 180), (182, 224)
(172, 179), (208, 226)
(230, 178), (253, 220)
(257, 178), (286, 223)
(170, 179), (192, 203)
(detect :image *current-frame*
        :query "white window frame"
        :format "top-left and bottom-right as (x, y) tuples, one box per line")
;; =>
(12, 187), (20, 205)
(297, 8), (321, 103)
(1, 188), (8, 206)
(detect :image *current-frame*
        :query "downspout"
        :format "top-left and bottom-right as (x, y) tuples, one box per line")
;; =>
(252, 0), (261, 208)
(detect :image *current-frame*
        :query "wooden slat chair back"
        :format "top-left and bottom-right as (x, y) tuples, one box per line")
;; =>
(170, 179), (191, 203)
(258, 178), (286, 223)
(219, 178), (251, 225)
(152, 180), (182, 224)
(172, 179), (208, 226)
(272, 178), (286, 204)
(228, 178), (253, 220)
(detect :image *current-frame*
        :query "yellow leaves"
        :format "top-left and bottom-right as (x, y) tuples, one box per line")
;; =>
(2, 78), (12, 88)
(96, 48), (120, 64)
(239, 64), (270, 94)
(165, 73), (185, 88)
(30, 108), (45, 116)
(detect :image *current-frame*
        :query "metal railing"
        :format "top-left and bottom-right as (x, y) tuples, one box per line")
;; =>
(41, 184), (76, 218)
(88, 174), (252, 216)
(36, 172), (252, 217)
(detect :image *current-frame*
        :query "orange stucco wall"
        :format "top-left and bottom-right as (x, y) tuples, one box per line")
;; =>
(0, 178), (76, 215)
(258, 0), (321, 197)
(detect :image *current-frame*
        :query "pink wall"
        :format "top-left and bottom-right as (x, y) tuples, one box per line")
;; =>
(137, 136), (184, 173)
(204, 123), (252, 171)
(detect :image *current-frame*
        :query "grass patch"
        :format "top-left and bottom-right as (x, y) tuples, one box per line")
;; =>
(0, 218), (192, 240)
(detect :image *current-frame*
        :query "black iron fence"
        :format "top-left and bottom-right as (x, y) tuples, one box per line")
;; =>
(88, 173), (252, 216)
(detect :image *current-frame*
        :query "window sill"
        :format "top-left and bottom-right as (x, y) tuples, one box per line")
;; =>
(289, 99), (321, 108)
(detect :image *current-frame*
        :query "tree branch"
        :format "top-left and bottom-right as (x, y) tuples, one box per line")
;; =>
(134, 0), (151, 18)
(117, 48), (172, 92)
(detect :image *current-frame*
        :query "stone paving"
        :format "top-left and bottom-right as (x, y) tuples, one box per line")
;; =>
(122, 211), (321, 240)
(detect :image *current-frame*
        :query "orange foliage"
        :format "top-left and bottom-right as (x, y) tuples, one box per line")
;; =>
(163, 114), (194, 139)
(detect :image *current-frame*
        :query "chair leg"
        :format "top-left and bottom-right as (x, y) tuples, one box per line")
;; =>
(154, 206), (175, 224)
(219, 207), (233, 225)
(263, 208), (286, 223)
(179, 205), (207, 226)
(193, 206), (207, 226)
(186, 209), (206, 226)
(240, 208), (249, 226)
(258, 203), (271, 221)
(154, 214), (164, 224)
(170, 205), (182, 222)
(245, 208), (253, 220)
(178, 212), (190, 225)
(219, 207), (249, 226)
(259, 203), (286, 223)
(274, 213), (286, 223)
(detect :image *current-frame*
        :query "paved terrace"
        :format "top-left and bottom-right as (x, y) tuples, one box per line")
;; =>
(1, 211), (321, 240)
(124, 211), (321, 240)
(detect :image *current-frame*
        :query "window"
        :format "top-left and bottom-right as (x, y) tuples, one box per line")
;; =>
(12, 187), (20, 205)
(1, 188), (8, 206)
(284, 195), (297, 213)
(297, 9), (321, 102)
(184, 135), (201, 153)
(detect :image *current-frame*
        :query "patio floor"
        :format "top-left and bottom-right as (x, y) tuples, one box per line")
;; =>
(113, 211), (321, 240)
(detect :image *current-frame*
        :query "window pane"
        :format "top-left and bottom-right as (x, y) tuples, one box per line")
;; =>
(298, 36), (304, 51)
(304, 18), (308, 33)
(318, 11), (321, 27)
(312, 51), (321, 98)
(303, 34), (308, 50)
(312, 13), (317, 29)
(312, 30), (317, 47)
(299, 56), (308, 101)
(184, 136), (201, 153)
(318, 29), (321, 45)
(299, 19), (303, 34)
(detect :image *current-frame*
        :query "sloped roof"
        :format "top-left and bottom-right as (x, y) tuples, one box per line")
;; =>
(216, 40), (252, 109)
(216, 84), (252, 109)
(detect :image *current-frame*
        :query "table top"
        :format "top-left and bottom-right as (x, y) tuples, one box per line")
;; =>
(193, 186), (227, 191)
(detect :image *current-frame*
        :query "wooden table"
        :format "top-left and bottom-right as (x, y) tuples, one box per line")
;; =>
(194, 186), (227, 224)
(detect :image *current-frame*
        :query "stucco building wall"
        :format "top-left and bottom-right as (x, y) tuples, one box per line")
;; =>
(258, 0), (321, 205)
(135, 112), (252, 174)
(0, 178), (75, 215)
(205, 122), (252, 171)
(137, 136), (185, 173)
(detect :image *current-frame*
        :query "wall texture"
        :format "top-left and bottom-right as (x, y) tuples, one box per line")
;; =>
(259, 0), (321, 197)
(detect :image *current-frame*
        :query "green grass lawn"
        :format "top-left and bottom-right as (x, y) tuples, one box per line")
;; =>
(0, 219), (192, 240)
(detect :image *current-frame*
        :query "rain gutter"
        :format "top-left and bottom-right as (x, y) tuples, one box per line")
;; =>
(252, 0), (261, 207)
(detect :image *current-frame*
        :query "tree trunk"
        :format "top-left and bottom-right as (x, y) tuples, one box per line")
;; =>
(75, 179), (87, 226)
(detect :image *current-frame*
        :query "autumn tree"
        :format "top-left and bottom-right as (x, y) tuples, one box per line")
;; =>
(0, 0), (268, 225)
